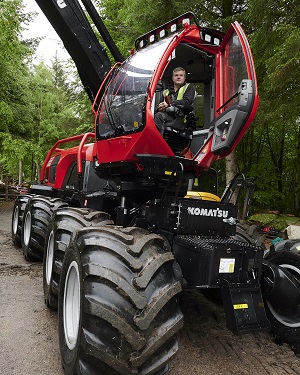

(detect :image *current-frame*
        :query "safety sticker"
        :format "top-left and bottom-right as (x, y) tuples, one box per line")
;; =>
(219, 258), (235, 273)
(233, 304), (248, 309)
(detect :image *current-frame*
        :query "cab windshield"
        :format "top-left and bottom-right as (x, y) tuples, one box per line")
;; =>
(97, 37), (172, 138)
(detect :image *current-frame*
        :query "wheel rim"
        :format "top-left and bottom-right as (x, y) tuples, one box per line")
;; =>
(280, 263), (300, 278)
(23, 211), (32, 247)
(45, 230), (54, 286)
(63, 261), (80, 350)
(267, 263), (300, 328)
(12, 205), (19, 235)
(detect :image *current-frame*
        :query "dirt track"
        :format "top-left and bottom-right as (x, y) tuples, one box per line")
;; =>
(1, 201), (300, 375)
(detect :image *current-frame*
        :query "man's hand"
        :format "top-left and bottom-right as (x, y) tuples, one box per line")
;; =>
(158, 101), (169, 112)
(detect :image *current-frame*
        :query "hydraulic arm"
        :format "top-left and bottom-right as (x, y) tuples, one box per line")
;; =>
(35, 0), (124, 102)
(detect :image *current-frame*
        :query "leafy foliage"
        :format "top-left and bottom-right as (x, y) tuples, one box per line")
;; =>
(0, 0), (34, 181)
(238, 0), (300, 214)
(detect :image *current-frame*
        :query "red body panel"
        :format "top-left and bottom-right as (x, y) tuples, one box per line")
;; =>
(215, 22), (258, 156)
(42, 134), (95, 189)
(94, 115), (174, 165)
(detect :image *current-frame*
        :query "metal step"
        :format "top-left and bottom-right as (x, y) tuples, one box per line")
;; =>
(221, 279), (270, 335)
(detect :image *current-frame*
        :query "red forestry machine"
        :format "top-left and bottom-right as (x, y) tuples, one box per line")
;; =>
(12, 1), (300, 374)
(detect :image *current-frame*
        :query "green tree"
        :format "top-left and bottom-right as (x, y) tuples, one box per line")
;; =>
(0, 0), (34, 188)
(25, 59), (92, 181)
(0, 0), (32, 135)
(239, 0), (300, 213)
(99, 0), (251, 55)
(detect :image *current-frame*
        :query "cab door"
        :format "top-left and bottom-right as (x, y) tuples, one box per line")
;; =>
(211, 22), (258, 155)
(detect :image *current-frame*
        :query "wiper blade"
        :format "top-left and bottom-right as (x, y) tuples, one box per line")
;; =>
(216, 91), (239, 113)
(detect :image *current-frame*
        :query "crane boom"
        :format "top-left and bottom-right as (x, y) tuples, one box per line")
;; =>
(35, 0), (123, 101)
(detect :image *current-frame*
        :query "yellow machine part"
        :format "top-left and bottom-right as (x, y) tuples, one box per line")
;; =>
(185, 191), (221, 202)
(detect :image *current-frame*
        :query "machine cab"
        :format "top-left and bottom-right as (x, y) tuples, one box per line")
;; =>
(93, 13), (258, 172)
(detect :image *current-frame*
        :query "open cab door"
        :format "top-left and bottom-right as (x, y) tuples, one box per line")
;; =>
(211, 22), (258, 155)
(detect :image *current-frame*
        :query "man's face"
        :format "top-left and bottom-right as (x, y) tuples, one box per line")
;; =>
(172, 70), (185, 86)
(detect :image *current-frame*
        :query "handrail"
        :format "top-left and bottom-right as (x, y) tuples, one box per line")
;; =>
(77, 132), (95, 174)
(41, 132), (95, 182)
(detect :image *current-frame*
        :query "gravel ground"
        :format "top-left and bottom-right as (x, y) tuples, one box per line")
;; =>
(1, 200), (300, 375)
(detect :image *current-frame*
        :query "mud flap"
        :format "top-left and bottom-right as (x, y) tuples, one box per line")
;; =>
(221, 279), (270, 335)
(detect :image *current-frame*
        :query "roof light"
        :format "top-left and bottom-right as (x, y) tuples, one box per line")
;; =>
(139, 39), (146, 49)
(204, 34), (211, 43)
(159, 29), (166, 38)
(170, 23), (177, 33)
(214, 37), (220, 46)
(135, 12), (201, 50)
(182, 18), (190, 26)
(149, 34), (155, 43)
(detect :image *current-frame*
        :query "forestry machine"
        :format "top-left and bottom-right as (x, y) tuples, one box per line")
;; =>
(11, 0), (300, 374)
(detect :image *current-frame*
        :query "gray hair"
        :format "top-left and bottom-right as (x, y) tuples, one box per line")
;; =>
(172, 67), (186, 77)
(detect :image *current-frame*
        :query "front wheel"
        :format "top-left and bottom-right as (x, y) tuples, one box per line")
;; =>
(58, 226), (183, 375)
(43, 207), (112, 310)
(263, 240), (300, 353)
(235, 221), (266, 247)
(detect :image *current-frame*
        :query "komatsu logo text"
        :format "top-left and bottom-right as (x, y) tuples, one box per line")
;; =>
(187, 207), (228, 218)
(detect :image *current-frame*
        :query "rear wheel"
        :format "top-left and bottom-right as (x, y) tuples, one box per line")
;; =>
(58, 226), (183, 375)
(43, 207), (112, 309)
(22, 196), (67, 261)
(235, 221), (266, 247)
(11, 194), (32, 247)
(263, 240), (300, 353)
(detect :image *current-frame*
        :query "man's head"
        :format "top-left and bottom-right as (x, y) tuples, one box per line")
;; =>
(172, 67), (186, 88)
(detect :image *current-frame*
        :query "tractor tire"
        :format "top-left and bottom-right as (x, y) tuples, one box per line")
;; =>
(11, 194), (32, 247)
(234, 221), (266, 247)
(22, 196), (67, 261)
(58, 226), (183, 375)
(263, 240), (300, 353)
(43, 207), (112, 310)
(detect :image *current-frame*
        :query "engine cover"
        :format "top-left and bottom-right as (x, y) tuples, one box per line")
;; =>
(172, 235), (264, 288)
(146, 197), (237, 236)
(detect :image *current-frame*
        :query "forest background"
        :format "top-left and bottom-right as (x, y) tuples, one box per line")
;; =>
(0, 0), (299, 215)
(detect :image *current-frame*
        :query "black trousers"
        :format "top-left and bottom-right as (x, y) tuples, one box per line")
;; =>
(154, 112), (185, 134)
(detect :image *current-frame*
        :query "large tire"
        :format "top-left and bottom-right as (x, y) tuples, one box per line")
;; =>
(58, 226), (183, 375)
(263, 240), (300, 353)
(234, 221), (266, 247)
(43, 207), (113, 310)
(22, 196), (67, 261)
(11, 194), (32, 247)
